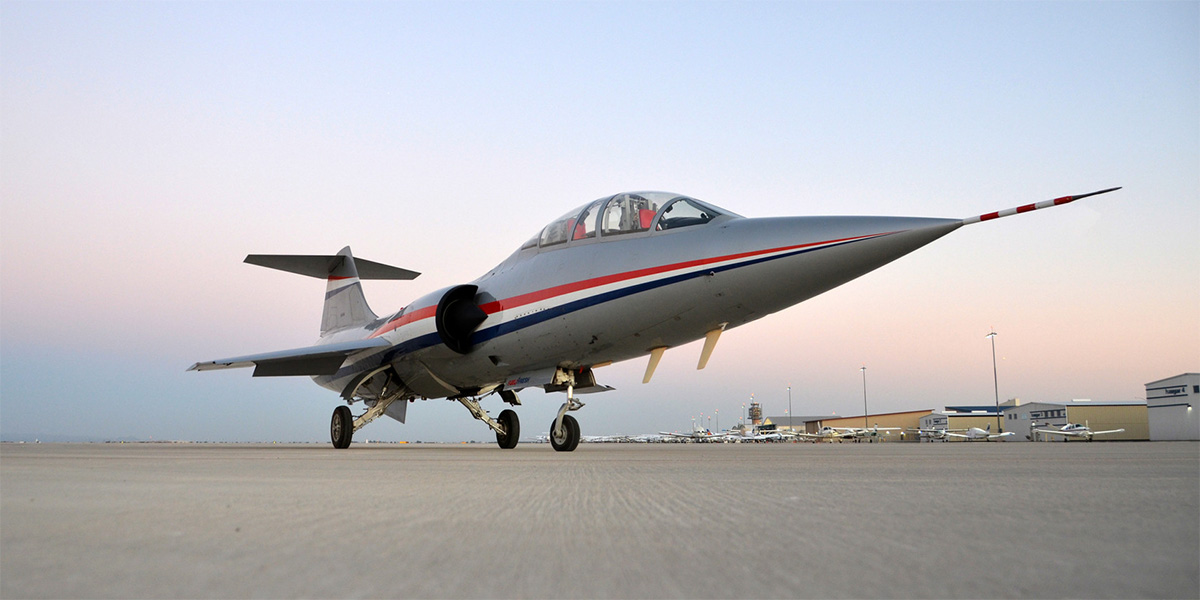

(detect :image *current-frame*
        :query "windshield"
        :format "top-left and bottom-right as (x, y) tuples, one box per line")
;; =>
(657, 197), (721, 230)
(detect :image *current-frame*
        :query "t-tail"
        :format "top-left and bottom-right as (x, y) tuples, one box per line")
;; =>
(244, 246), (420, 337)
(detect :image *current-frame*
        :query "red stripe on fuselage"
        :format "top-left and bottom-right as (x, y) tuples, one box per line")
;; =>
(368, 231), (892, 339)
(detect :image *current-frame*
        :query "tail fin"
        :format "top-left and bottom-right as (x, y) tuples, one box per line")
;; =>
(244, 247), (420, 336)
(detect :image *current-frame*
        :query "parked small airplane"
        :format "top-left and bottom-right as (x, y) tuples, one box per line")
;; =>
(788, 427), (853, 441)
(723, 428), (787, 442)
(1034, 422), (1126, 441)
(190, 187), (1118, 451)
(833, 425), (902, 442)
(906, 427), (951, 441)
(943, 424), (1015, 441)
(659, 422), (723, 441)
(787, 425), (898, 442)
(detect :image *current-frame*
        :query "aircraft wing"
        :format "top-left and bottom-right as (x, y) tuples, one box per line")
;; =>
(1091, 429), (1126, 436)
(943, 432), (971, 439)
(1033, 428), (1080, 438)
(988, 432), (1016, 439)
(188, 338), (391, 377)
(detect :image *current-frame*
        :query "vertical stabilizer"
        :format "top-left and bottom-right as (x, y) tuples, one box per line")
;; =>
(322, 247), (377, 335)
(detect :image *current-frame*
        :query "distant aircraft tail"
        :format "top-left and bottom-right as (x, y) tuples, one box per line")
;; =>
(244, 247), (420, 336)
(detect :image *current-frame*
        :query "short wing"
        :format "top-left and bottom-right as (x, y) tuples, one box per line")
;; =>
(989, 432), (1016, 439)
(188, 338), (390, 377)
(944, 432), (970, 439)
(1091, 429), (1126, 436)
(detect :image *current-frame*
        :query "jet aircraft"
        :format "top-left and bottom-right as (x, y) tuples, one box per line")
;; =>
(190, 188), (1119, 451)
(1033, 422), (1126, 441)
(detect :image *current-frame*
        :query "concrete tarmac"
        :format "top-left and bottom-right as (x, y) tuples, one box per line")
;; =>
(2, 442), (1197, 599)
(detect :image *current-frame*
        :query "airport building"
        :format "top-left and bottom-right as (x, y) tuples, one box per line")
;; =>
(1145, 373), (1200, 441)
(1001, 400), (1148, 442)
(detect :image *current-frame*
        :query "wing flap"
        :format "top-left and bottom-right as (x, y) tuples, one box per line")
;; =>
(188, 338), (391, 377)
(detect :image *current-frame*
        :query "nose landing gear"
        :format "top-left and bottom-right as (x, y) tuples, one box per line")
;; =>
(549, 385), (585, 452)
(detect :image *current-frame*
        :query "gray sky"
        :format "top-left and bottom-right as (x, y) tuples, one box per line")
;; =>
(2, 1), (1196, 442)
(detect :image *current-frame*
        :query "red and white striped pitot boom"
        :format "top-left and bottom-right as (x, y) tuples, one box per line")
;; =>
(961, 187), (1121, 225)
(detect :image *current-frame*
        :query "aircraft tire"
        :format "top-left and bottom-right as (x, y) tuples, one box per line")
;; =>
(331, 405), (353, 449)
(496, 409), (520, 449)
(550, 414), (580, 452)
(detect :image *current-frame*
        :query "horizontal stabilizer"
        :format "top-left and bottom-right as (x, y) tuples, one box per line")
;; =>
(188, 338), (390, 377)
(244, 254), (420, 280)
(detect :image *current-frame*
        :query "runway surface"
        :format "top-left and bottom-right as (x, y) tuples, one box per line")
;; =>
(2, 442), (1197, 599)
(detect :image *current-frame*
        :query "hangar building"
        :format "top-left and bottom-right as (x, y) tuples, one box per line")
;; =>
(1002, 400), (1148, 441)
(1145, 373), (1200, 441)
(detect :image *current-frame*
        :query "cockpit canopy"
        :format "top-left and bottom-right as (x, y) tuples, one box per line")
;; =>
(527, 192), (734, 250)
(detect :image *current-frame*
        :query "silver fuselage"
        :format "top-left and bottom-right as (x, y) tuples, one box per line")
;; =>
(314, 213), (961, 400)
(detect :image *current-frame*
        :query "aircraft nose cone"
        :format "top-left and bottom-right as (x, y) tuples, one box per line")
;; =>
(710, 215), (962, 318)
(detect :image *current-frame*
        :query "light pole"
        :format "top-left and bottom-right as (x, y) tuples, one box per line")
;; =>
(987, 330), (1001, 433)
(788, 386), (793, 431)
(715, 409), (719, 432)
(861, 366), (868, 429)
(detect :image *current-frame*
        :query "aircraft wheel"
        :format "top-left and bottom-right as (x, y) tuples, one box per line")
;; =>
(496, 409), (520, 449)
(331, 405), (353, 449)
(550, 414), (580, 452)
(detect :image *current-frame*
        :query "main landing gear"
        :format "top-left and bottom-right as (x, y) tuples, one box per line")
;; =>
(330, 394), (403, 449)
(331, 405), (353, 449)
(457, 395), (522, 450)
(330, 368), (592, 452)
